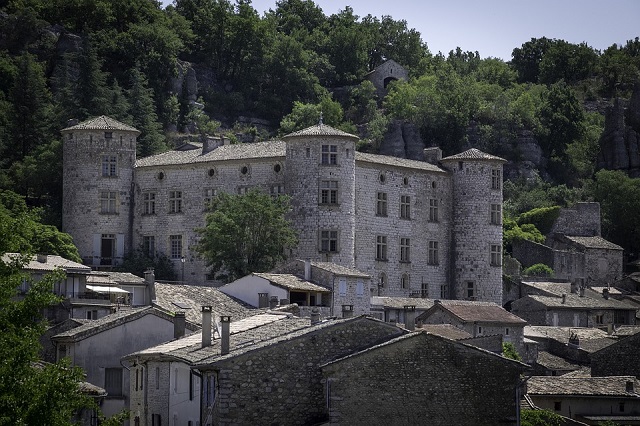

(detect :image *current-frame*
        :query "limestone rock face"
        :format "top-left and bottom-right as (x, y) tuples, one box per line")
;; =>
(379, 120), (425, 161)
(597, 83), (640, 176)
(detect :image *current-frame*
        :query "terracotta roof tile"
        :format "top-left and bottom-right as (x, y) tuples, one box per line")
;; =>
(61, 115), (139, 133)
(441, 148), (506, 162)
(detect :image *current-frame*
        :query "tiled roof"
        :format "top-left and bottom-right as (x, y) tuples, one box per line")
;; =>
(107, 271), (146, 285)
(127, 312), (311, 364)
(527, 376), (640, 397)
(524, 326), (618, 353)
(2, 253), (91, 274)
(86, 274), (116, 285)
(370, 296), (437, 310)
(563, 235), (623, 250)
(419, 302), (528, 325)
(135, 140), (285, 167)
(521, 293), (637, 310)
(419, 324), (472, 340)
(153, 282), (253, 326)
(52, 307), (186, 342)
(310, 261), (370, 278)
(253, 273), (331, 293)
(61, 115), (139, 133)
(355, 151), (446, 173)
(521, 281), (573, 297)
(535, 351), (581, 371)
(282, 124), (358, 139)
(440, 148), (506, 162)
(78, 381), (107, 396)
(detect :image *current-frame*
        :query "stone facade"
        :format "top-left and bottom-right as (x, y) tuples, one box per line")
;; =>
(321, 332), (527, 426)
(364, 59), (409, 97)
(591, 331), (640, 378)
(196, 317), (405, 426)
(62, 117), (506, 303)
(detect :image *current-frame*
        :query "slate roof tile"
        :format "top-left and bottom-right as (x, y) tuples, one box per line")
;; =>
(61, 115), (139, 133)
(527, 376), (640, 397)
(441, 148), (506, 162)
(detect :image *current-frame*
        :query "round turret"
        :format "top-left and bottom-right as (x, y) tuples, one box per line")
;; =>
(441, 148), (506, 304)
(282, 123), (358, 267)
(61, 116), (140, 267)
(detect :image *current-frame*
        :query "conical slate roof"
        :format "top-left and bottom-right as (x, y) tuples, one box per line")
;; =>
(441, 148), (506, 162)
(61, 115), (140, 134)
(282, 123), (358, 140)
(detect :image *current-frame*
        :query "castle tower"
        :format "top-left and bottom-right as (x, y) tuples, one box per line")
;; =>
(282, 124), (358, 267)
(440, 149), (506, 305)
(61, 116), (140, 267)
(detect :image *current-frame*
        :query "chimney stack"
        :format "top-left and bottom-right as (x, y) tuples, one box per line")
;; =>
(174, 311), (186, 339)
(258, 293), (269, 308)
(310, 307), (320, 325)
(561, 294), (566, 304)
(603, 288), (609, 300)
(404, 305), (416, 331)
(220, 316), (231, 355)
(423, 147), (442, 164)
(627, 380), (635, 393)
(145, 268), (156, 303)
(304, 259), (311, 281)
(269, 296), (279, 309)
(341, 304), (354, 319)
(201, 306), (212, 348)
(37, 253), (47, 263)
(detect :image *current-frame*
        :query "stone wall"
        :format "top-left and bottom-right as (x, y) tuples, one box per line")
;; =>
(202, 317), (405, 426)
(322, 332), (525, 426)
(512, 239), (555, 270)
(549, 202), (601, 238)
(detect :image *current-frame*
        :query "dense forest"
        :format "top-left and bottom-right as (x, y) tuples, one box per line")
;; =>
(1, 0), (640, 263)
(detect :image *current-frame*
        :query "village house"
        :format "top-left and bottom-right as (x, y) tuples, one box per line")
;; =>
(591, 329), (640, 379)
(123, 310), (310, 426)
(321, 331), (529, 426)
(50, 307), (197, 418)
(61, 116), (506, 305)
(416, 299), (528, 354)
(524, 325), (618, 365)
(511, 291), (637, 328)
(364, 59), (409, 97)
(526, 376), (640, 425)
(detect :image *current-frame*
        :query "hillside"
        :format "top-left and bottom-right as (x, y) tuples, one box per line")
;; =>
(1, 0), (640, 259)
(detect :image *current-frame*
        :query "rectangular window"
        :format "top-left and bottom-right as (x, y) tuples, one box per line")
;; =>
(152, 414), (162, 426)
(321, 144), (337, 165)
(204, 189), (216, 209)
(338, 278), (347, 296)
(143, 192), (156, 215)
(104, 131), (113, 139)
(491, 168), (501, 190)
(143, 236), (155, 257)
(237, 186), (250, 195)
(467, 281), (476, 300)
(356, 280), (364, 296)
(105, 367), (123, 396)
(270, 185), (284, 197)
(170, 235), (182, 259)
(100, 191), (117, 214)
(376, 236), (387, 261)
(102, 155), (117, 177)
(490, 244), (502, 266)
(440, 284), (448, 299)
(320, 180), (338, 204)
(429, 199), (439, 222)
(376, 192), (388, 216)
(320, 230), (338, 253)
(400, 195), (411, 219)
(428, 241), (439, 265)
(596, 314), (604, 325)
(554, 401), (561, 412)
(169, 191), (182, 213)
(400, 238), (410, 262)
(490, 204), (502, 225)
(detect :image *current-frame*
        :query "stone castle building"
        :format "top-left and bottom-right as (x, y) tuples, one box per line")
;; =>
(61, 116), (506, 304)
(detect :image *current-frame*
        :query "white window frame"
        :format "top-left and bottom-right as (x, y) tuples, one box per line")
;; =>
(169, 190), (182, 213)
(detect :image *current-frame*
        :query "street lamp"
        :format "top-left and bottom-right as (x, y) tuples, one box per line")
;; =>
(181, 256), (185, 283)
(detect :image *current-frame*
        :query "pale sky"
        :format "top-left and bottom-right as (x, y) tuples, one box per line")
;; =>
(160, 0), (640, 61)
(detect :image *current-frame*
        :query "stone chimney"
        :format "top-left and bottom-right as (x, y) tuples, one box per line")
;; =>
(627, 380), (635, 393)
(67, 118), (79, 127)
(269, 296), (279, 309)
(37, 253), (47, 263)
(579, 287), (585, 297)
(603, 288), (609, 300)
(201, 306), (212, 348)
(145, 268), (156, 303)
(404, 305), (416, 331)
(341, 304), (354, 319)
(561, 294), (566, 304)
(220, 316), (231, 356)
(304, 259), (311, 281)
(174, 311), (186, 339)
(310, 307), (320, 325)
(423, 147), (442, 164)
(202, 136), (222, 154)
(570, 280), (578, 294)
(258, 293), (269, 308)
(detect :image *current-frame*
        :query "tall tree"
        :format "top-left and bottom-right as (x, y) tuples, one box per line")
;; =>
(127, 68), (167, 157)
(196, 190), (298, 282)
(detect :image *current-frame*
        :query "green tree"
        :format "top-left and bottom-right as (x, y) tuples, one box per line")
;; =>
(502, 342), (521, 361)
(520, 409), (563, 426)
(196, 190), (298, 282)
(511, 37), (553, 83)
(278, 93), (354, 135)
(523, 263), (554, 277)
(127, 68), (167, 157)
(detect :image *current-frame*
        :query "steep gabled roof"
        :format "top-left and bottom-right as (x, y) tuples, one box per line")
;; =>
(441, 148), (506, 162)
(563, 235), (623, 250)
(253, 273), (331, 293)
(2, 253), (91, 274)
(418, 301), (527, 325)
(61, 115), (140, 134)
